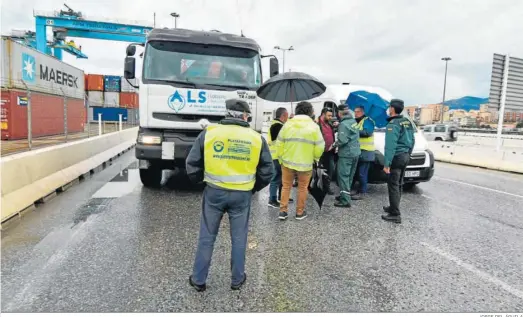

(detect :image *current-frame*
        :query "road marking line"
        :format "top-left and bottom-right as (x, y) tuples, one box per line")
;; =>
(420, 242), (523, 301)
(433, 176), (523, 199)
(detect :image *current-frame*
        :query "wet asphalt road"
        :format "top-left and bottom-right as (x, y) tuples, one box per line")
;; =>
(2, 151), (523, 313)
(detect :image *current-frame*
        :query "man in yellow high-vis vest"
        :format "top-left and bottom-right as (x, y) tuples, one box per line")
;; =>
(353, 106), (376, 197)
(267, 107), (292, 208)
(277, 101), (324, 220)
(186, 99), (273, 292)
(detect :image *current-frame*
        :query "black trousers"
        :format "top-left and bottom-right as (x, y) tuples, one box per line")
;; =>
(320, 150), (336, 183)
(387, 152), (410, 215)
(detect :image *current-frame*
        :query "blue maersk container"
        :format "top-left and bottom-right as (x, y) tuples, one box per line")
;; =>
(92, 107), (128, 121)
(104, 75), (121, 92)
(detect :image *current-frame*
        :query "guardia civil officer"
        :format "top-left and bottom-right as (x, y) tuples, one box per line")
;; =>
(334, 105), (361, 208)
(382, 99), (415, 223)
(186, 99), (273, 291)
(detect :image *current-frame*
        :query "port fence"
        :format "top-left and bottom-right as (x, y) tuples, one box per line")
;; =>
(1, 77), (138, 156)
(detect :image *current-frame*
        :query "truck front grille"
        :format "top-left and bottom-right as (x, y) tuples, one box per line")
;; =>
(153, 112), (225, 123)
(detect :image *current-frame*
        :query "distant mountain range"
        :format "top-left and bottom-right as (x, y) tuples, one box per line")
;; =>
(442, 96), (489, 111)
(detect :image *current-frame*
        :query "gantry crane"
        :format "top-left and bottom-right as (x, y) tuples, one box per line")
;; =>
(30, 4), (153, 60)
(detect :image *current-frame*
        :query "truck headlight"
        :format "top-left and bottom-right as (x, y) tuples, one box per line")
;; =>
(138, 134), (162, 145)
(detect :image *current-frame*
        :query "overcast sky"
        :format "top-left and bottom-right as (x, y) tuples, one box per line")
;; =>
(2, 0), (522, 105)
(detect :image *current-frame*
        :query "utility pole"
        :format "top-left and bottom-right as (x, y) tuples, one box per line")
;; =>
(441, 57), (452, 123)
(170, 12), (180, 28)
(154, 12), (156, 27)
(274, 45), (294, 73)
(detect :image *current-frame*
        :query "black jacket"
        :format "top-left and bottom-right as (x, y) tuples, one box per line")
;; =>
(185, 118), (274, 193)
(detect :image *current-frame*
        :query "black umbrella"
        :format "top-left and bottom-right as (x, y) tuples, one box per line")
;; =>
(308, 164), (330, 209)
(256, 72), (327, 109)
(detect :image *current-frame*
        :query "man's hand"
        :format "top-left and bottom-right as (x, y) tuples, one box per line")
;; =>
(383, 167), (390, 174)
(333, 121), (339, 127)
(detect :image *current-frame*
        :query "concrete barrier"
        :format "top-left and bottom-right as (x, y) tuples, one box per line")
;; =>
(456, 135), (523, 148)
(428, 142), (523, 174)
(1, 127), (138, 222)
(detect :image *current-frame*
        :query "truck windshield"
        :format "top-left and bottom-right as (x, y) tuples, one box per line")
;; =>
(143, 41), (261, 90)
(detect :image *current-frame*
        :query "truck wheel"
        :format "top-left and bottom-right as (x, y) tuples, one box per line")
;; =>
(140, 168), (163, 188)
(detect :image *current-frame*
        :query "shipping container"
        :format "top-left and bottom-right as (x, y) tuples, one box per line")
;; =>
(104, 75), (121, 92)
(104, 92), (119, 107)
(1, 88), (86, 140)
(121, 77), (139, 92)
(87, 91), (104, 106)
(1, 38), (85, 99)
(86, 74), (104, 91)
(92, 106), (128, 122)
(119, 92), (139, 108)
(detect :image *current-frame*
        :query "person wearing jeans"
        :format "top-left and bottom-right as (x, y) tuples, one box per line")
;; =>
(185, 99), (273, 291)
(276, 101), (324, 220)
(267, 107), (293, 208)
(354, 106), (376, 197)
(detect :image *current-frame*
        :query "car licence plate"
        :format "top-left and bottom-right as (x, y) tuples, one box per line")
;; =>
(161, 141), (175, 160)
(405, 170), (420, 178)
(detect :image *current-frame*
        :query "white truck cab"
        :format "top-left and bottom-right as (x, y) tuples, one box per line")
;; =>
(124, 28), (279, 187)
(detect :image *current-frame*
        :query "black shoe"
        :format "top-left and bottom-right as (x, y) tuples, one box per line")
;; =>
(288, 198), (294, 203)
(351, 194), (363, 201)
(381, 214), (401, 223)
(327, 189), (335, 195)
(268, 200), (280, 208)
(335, 195), (341, 201)
(189, 276), (206, 292)
(295, 211), (308, 220)
(334, 201), (351, 208)
(278, 211), (288, 220)
(231, 273), (247, 291)
(383, 206), (391, 213)
(350, 190), (359, 196)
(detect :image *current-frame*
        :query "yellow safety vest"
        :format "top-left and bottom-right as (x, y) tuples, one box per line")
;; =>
(357, 117), (375, 151)
(277, 115), (325, 172)
(267, 120), (283, 160)
(203, 124), (262, 191)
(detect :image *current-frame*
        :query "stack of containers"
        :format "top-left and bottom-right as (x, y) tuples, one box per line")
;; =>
(120, 77), (139, 109)
(86, 74), (104, 107)
(103, 75), (121, 107)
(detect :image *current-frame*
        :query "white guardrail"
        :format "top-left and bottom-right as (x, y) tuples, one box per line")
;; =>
(1, 127), (138, 222)
(428, 141), (523, 174)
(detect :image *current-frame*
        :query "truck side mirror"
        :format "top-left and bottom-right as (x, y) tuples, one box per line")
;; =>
(269, 57), (279, 77)
(124, 57), (136, 79)
(126, 44), (136, 57)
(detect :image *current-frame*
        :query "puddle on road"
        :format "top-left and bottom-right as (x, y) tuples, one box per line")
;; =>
(72, 198), (111, 227)
(92, 168), (141, 198)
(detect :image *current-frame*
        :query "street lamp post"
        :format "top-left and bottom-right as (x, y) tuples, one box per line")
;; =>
(274, 45), (294, 73)
(170, 12), (180, 28)
(441, 57), (452, 123)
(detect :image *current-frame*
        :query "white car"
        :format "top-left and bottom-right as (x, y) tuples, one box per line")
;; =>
(327, 84), (434, 188)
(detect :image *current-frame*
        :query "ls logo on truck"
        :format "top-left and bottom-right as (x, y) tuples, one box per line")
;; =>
(167, 90), (207, 113)
(22, 53), (36, 83)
